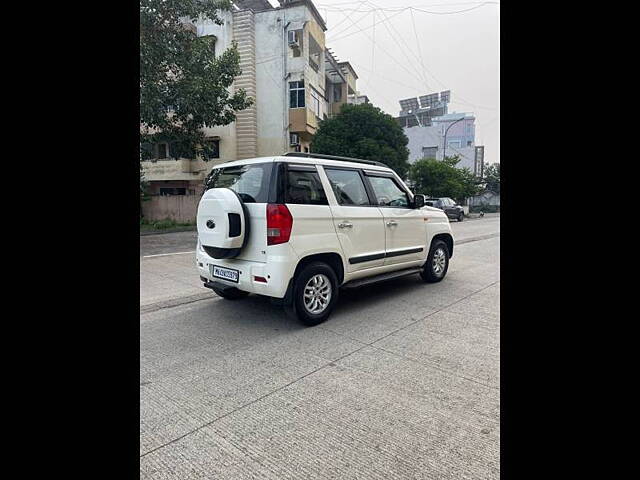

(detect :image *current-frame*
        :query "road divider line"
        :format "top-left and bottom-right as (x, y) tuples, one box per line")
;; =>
(142, 250), (196, 259)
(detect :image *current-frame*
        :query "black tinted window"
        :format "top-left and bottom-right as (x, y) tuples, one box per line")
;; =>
(286, 170), (328, 205)
(204, 163), (272, 203)
(325, 169), (370, 206)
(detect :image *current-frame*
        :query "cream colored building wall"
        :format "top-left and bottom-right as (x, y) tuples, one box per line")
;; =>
(254, 7), (289, 155)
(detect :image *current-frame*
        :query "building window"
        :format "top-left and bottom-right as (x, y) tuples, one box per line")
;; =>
(447, 140), (462, 148)
(156, 143), (169, 159)
(204, 139), (220, 159)
(422, 146), (438, 159)
(467, 140), (472, 147)
(289, 81), (305, 108)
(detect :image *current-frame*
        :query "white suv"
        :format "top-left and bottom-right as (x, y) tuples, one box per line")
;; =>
(196, 153), (454, 326)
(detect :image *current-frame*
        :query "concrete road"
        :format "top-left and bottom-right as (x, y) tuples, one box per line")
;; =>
(140, 217), (500, 479)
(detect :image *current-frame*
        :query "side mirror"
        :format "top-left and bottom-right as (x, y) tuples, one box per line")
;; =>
(413, 194), (425, 209)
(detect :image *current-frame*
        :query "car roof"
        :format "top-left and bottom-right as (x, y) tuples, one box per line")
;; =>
(212, 155), (394, 173)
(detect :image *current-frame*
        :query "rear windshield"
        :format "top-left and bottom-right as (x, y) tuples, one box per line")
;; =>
(204, 163), (272, 203)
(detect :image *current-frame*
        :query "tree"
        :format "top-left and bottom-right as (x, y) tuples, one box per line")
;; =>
(310, 103), (411, 178)
(140, 0), (253, 161)
(483, 162), (500, 194)
(408, 155), (481, 202)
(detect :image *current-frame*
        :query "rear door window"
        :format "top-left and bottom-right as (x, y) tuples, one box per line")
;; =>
(285, 168), (328, 205)
(204, 163), (272, 203)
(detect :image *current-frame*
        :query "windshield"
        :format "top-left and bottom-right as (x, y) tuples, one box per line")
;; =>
(203, 163), (272, 203)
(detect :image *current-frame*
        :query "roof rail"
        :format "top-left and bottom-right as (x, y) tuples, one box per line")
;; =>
(283, 152), (388, 168)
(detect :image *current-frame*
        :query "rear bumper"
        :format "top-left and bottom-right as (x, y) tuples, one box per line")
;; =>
(196, 244), (297, 298)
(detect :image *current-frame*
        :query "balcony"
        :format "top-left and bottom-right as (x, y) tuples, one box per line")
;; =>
(142, 158), (204, 182)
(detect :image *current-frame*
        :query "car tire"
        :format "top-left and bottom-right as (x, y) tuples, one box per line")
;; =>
(420, 240), (450, 283)
(458, 212), (464, 222)
(287, 262), (339, 326)
(212, 286), (250, 300)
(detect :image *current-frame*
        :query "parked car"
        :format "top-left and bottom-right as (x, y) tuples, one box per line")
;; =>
(424, 197), (465, 222)
(196, 152), (454, 326)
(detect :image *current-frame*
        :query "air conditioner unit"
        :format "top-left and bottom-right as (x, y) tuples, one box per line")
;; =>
(288, 30), (299, 47)
(290, 133), (300, 146)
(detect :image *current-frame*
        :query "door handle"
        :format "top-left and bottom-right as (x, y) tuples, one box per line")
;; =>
(386, 220), (398, 227)
(338, 221), (353, 229)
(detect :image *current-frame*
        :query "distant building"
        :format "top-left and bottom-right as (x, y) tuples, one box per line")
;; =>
(396, 92), (483, 175)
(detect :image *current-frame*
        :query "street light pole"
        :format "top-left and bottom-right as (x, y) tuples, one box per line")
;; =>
(442, 116), (466, 161)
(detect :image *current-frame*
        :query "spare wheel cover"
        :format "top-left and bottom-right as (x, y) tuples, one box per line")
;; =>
(196, 187), (249, 259)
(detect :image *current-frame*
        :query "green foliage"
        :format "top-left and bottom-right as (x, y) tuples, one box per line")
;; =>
(483, 162), (500, 194)
(310, 103), (411, 178)
(140, 0), (253, 161)
(408, 155), (481, 202)
(469, 204), (500, 213)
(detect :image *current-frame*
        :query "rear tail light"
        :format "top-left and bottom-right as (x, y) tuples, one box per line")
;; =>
(266, 203), (293, 245)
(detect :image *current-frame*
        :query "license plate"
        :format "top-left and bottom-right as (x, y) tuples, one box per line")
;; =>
(211, 265), (239, 283)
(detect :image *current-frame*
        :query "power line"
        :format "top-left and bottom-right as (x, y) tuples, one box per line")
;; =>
(325, 0), (369, 35)
(365, 0), (431, 90)
(326, 2), (373, 40)
(318, 1), (498, 7)
(409, 7), (430, 91)
(320, 2), (499, 15)
(328, 8), (407, 41)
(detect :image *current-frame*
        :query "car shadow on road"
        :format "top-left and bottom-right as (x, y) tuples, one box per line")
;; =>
(199, 274), (441, 331)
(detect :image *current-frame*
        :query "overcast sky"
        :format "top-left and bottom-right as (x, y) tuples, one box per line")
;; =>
(267, 0), (500, 164)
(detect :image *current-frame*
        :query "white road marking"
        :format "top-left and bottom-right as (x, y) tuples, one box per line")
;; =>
(143, 251), (196, 259)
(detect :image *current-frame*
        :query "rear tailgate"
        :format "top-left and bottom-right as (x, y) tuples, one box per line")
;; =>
(234, 203), (267, 263)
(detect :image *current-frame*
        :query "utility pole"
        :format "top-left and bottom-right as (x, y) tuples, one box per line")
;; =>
(442, 116), (466, 161)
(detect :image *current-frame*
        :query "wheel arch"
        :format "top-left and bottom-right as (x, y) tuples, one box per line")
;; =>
(293, 252), (345, 285)
(431, 233), (454, 258)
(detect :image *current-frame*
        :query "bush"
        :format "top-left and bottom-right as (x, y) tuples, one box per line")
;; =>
(153, 219), (175, 230)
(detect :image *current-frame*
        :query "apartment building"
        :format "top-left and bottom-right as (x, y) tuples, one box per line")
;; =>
(142, 0), (361, 196)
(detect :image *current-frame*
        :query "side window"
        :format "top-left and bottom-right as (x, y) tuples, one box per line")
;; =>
(286, 169), (328, 205)
(367, 176), (410, 208)
(325, 169), (370, 206)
